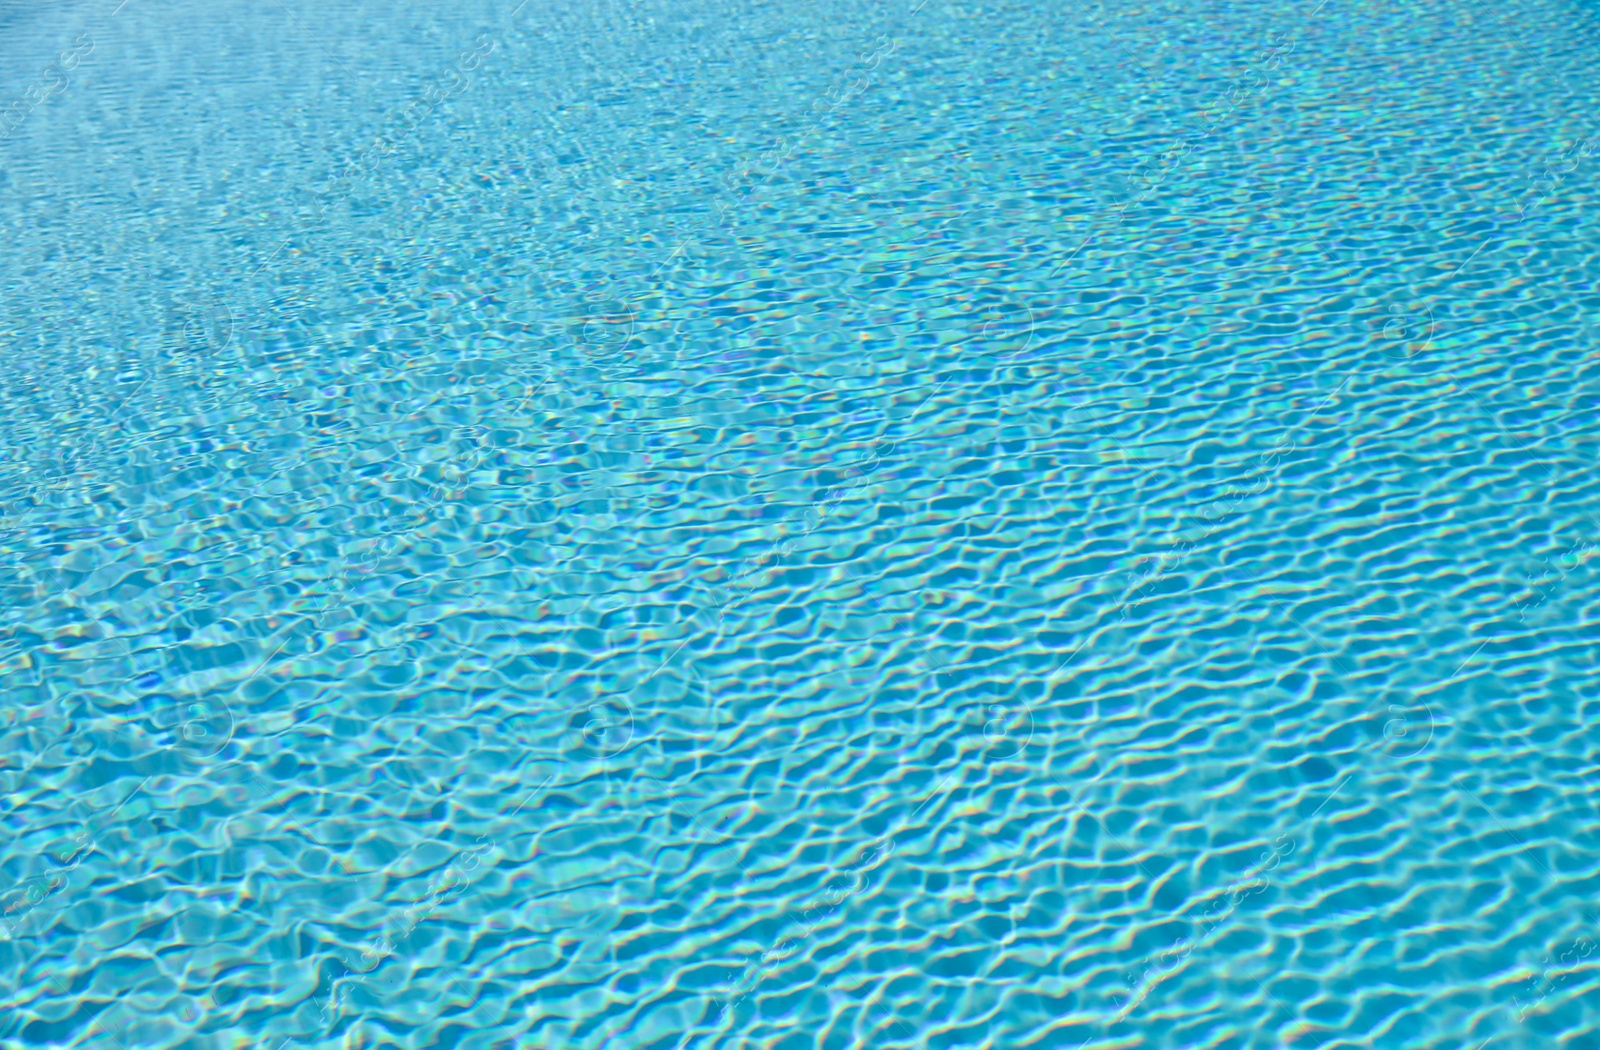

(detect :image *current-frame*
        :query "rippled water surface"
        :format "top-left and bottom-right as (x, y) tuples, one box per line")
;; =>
(5, 0), (1600, 1046)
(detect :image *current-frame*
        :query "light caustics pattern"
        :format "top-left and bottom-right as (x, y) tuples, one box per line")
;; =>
(2, 0), (1600, 1047)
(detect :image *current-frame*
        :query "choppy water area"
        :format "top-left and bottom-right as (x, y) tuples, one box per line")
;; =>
(4, 0), (1600, 1046)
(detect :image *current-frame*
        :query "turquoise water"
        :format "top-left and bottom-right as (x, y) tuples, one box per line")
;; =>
(4, 0), (1600, 1046)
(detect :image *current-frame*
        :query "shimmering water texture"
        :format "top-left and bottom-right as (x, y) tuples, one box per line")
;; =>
(4, 0), (1600, 1047)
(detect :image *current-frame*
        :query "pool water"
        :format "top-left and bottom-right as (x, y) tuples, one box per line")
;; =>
(4, 0), (1600, 1047)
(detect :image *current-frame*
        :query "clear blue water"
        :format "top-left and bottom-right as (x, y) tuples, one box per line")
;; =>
(4, 0), (1600, 1046)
